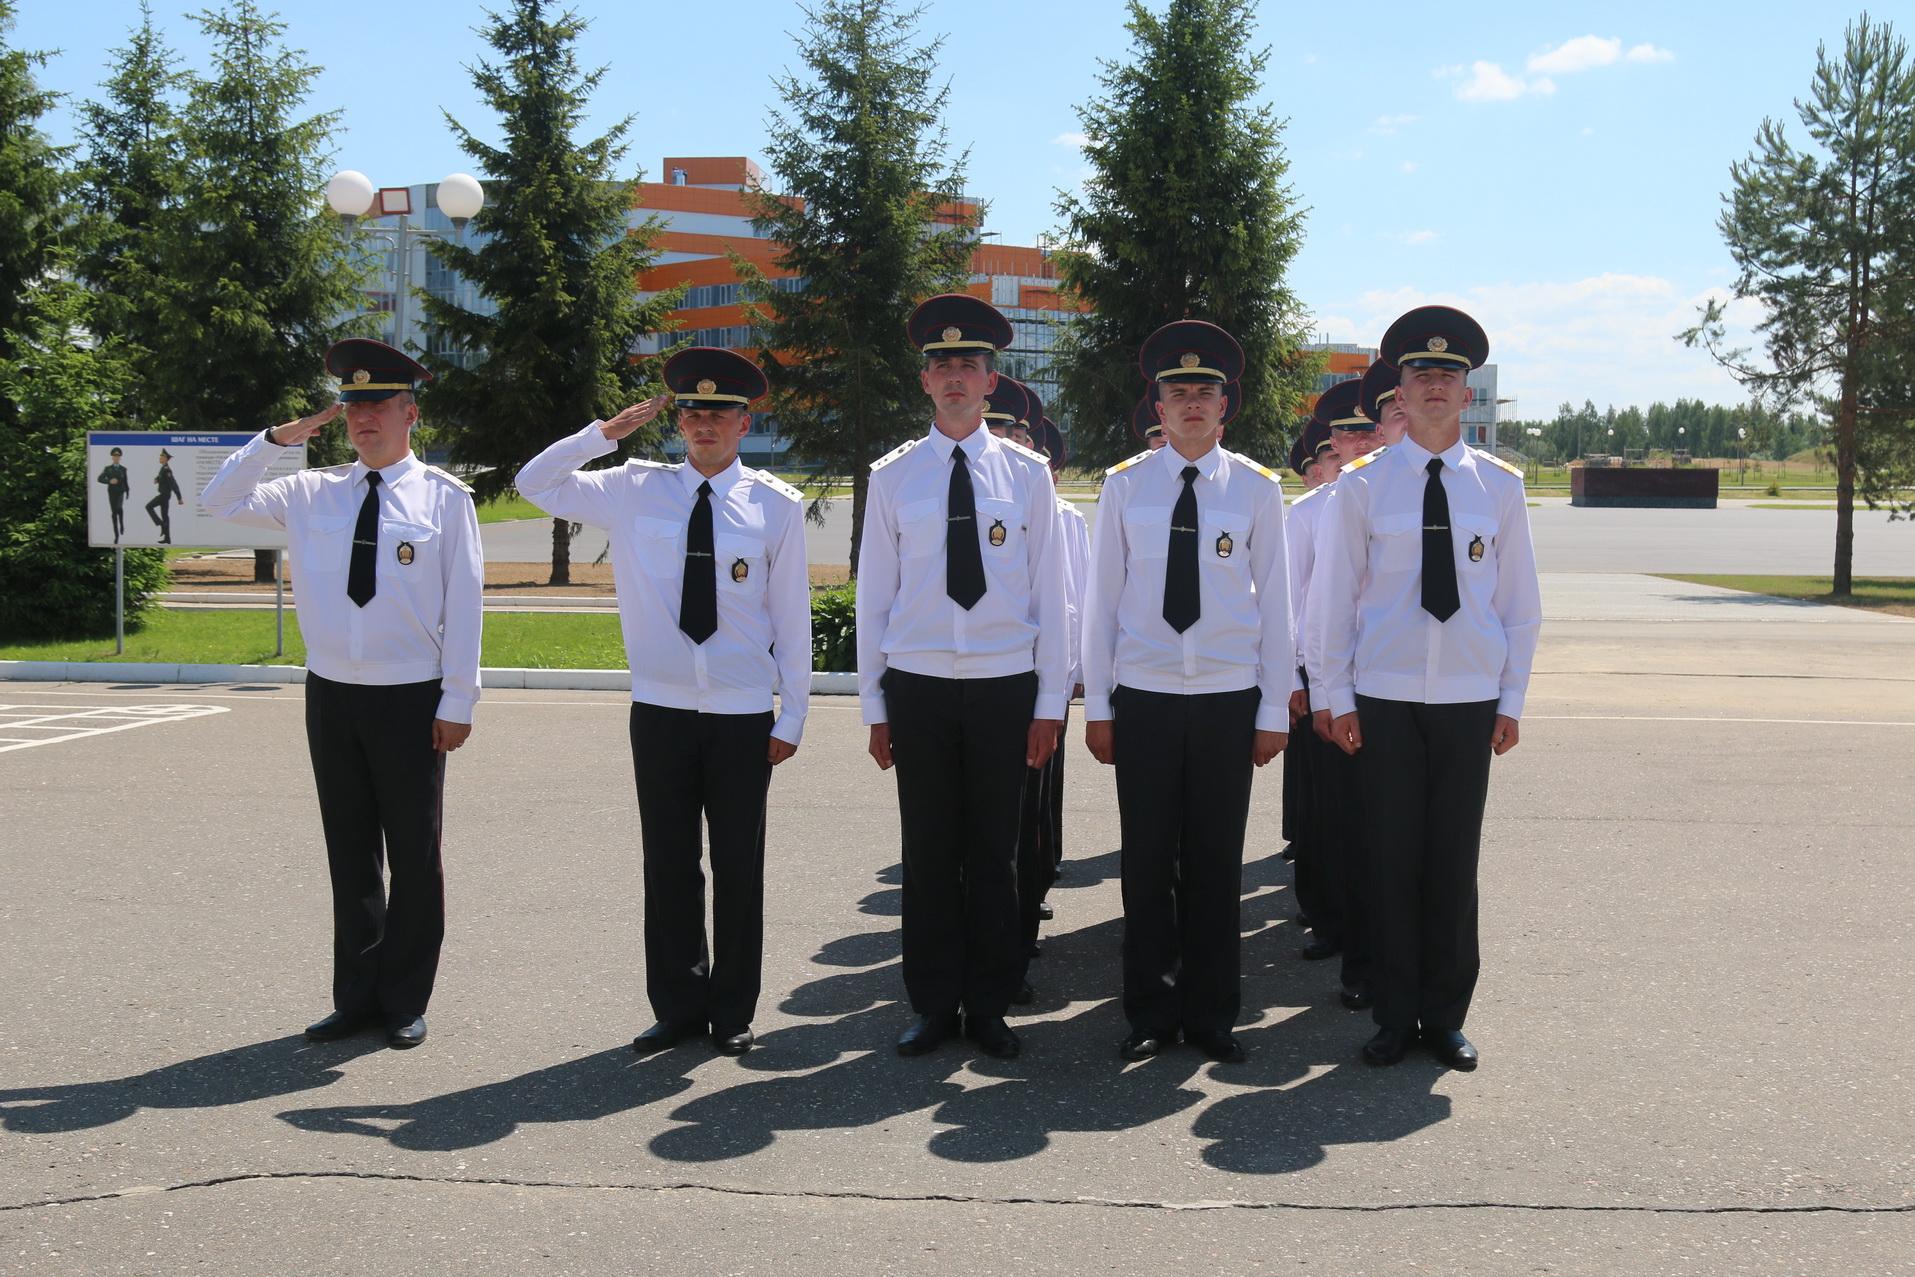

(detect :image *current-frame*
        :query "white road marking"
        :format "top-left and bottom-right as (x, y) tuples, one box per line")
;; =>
(0, 703), (230, 753)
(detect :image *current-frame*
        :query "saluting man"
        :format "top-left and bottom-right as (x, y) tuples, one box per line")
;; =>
(1310, 306), (1542, 1071)
(1082, 321), (1290, 1064)
(202, 339), (483, 1051)
(516, 348), (809, 1058)
(858, 294), (1069, 1061)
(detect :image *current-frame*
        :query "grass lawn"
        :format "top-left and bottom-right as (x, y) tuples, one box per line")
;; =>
(476, 493), (554, 524)
(1658, 574), (1915, 619)
(0, 608), (630, 669)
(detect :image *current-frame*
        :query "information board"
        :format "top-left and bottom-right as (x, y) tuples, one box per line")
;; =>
(86, 432), (305, 550)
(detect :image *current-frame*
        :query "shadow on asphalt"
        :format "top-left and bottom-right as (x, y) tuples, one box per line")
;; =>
(2, 856), (1450, 1173)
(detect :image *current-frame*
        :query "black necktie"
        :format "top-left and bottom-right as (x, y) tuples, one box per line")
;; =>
(1163, 464), (1201, 633)
(1421, 456), (1460, 622)
(946, 449), (986, 609)
(346, 471), (381, 608)
(679, 479), (718, 643)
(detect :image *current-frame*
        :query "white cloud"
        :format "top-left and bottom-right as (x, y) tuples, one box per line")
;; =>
(1371, 113), (1417, 134)
(1404, 230), (1438, 245)
(1447, 61), (1555, 102)
(1313, 275), (1762, 411)
(1052, 132), (1091, 149)
(1627, 42), (1676, 62)
(1528, 35), (1622, 74)
(1402, 160), (1418, 173)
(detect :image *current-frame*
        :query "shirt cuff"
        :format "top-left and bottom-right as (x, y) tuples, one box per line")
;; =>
(1254, 701), (1287, 733)
(435, 693), (475, 725)
(860, 693), (887, 726)
(1496, 689), (1525, 720)
(772, 711), (806, 746)
(1034, 692), (1067, 721)
(1083, 692), (1113, 722)
(1328, 686), (1358, 719)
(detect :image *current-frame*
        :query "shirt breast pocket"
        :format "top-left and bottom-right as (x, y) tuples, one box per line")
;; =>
(896, 497), (942, 559)
(1124, 505), (1171, 559)
(976, 496), (1023, 555)
(1372, 512), (1422, 570)
(632, 514), (682, 577)
(714, 533), (767, 595)
(304, 514), (354, 572)
(1201, 509), (1249, 568)
(1453, 513), (1498, 569)
(381, 519), (437, 573)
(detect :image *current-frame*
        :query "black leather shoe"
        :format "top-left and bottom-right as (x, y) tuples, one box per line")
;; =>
(386, 1016), (427, 1049)
(632, 1019), (707, 1054)
(1036, 900), (1053, 921)
(1299, 935), (1341, 961)
(1339, 985), (1374, 1011)
(1422, 1027), (1479, 1071)
(1118, 1029), (1177, 1061)
(897, 1013), (959, 1056)
(1363, 1026), (1415, 1066)
(965, 1015), (1021, 1059)
(1280, 842), (1298, 862)
(1294, 913), (1313, 932)
(1187, 1029), (1247, 1063)
(1009, 981), (1034, 1005)
(712, 1025), (754, 1056)
(304, 1009), (374, 1042)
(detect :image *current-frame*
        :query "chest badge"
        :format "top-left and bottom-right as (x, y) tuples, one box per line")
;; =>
(1468, 535), (1485, 563)
(988, 518), (1007, 547)
(396, 541), (415, 566)
(1215, 531), (1234, 559)
(731, 557), (749, 583)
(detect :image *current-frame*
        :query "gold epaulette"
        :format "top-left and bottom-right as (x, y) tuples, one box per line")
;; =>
(1106, 450), (1153, 477)
(626, 457), (672, 470)
(1342, 446), (1388, 473)
(425, 465), (475, 494)
(870, 438), (919, 472)
(999, 437), (1049, 465)
(1236, 455), (1282, 483)
(751, 469), (805, 502)
(1473, 447), (1525, 477)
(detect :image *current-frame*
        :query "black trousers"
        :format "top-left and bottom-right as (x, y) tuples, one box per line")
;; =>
(883, 667), (1036, 1019)
(304, 673), (447, 1022)
(1045, 706), (1067, 877)
(1311, 727), (1373, 992)
(144, 492), (171, 540)
(1354, 694), (1498, 1031)
(106, 494), (125, 539)
(1112, 684), (1258, 1035)
(1016, 709), (1068, 956)
(629, 700), (774, 1031)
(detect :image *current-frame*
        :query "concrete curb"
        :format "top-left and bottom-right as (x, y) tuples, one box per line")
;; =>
(0, 660), (861, 695)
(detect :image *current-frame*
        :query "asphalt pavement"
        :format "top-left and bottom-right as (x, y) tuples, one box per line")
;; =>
(3, 578), (1913, 1273)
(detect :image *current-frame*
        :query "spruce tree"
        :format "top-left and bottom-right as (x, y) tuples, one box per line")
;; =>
(0, 0), (71, 373)
(735, 0), (976, 573)
(1683, 14), (1915, 589)
(419, 0), (680, 586)
(1049, 0), (1317, 469)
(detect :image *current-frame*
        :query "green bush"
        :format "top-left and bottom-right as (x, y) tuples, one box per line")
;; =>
(811, 583), (856, 672)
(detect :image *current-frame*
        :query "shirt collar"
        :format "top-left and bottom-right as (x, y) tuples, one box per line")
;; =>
(1400, 435), (1469, 472)
(678, 457), (743, 496)
(1157, 441), (1222, 480)
(350, 451), (421, 487)
(924, 422), (992, 463)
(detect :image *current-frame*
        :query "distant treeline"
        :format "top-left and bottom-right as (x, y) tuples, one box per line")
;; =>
(1505, 400), (1824, 464)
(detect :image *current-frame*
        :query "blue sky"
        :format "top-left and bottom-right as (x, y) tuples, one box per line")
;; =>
(18, 0), (1870, 416)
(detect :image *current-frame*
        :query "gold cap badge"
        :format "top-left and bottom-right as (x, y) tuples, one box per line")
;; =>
(352, 370), (370, 384)
(696, 379), (716, 395)
(942, 326), (962, 343)
(1427, 336), (1448, 352)
(1180, 352), (1202, 368)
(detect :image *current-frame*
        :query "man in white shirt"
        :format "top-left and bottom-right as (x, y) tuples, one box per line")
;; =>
(515, 348), (809, 1059)
(1310, 306), (1542, 1071)
(858, 294), (1069, 1061)
(1036, 413), (1089, 939)
(1082, 321), (1291, 1064)
(201, 339), (483, 1051)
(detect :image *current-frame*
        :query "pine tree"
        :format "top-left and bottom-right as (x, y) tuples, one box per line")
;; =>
(138, 0), (367, 436)
(1049, 0), (1317, 469)
(75, 1), (185, 427)
(1683, 14), (1915, 590)
(0, 8), (166, 639)
(419, 0), (680, 586)
(732, 0), (977, 573)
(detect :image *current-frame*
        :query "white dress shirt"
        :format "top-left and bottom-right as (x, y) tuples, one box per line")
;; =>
(1310, 436), (1541, 720)
(515, 423), (811, 745)
(201, 433), (484, 723)
(1081, 443), (1293, 733)
(1058, 496), (1091, 693)
(1285, 481), (1330, 697)
(855, 425), (1069, 725)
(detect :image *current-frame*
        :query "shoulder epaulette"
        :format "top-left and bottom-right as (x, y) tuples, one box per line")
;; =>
(998, 437), (1049, 465)
(1342, 445), (1389, 473)
(870, 438), (919, 472)
(425, 465), (475, 494)
(1058, 495), (1088, 520)
(1290, 482), (1327, 505)
(626, 457), (673, 471)
(750, 469), (805, 503)
(1106, 450), (1153, 477)
(1472, 447), (1525, 478)
(1230, 452), (1282, 483)
(312, 462), (354, 475)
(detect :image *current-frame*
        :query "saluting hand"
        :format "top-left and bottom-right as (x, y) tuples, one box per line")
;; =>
(272, 401), (344, 446)
(601, 395), (669, 441)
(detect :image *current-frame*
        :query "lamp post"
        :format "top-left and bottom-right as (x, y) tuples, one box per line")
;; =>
(326, 171), (485, 353)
